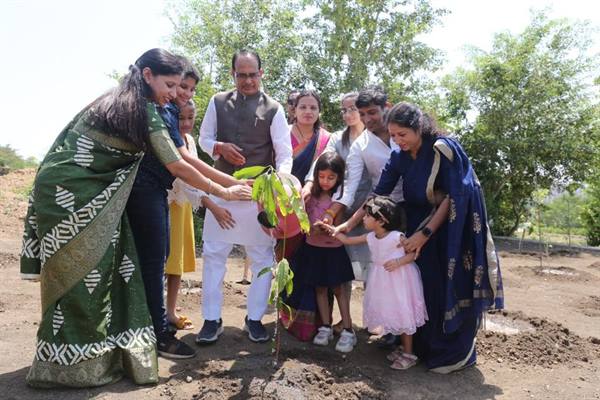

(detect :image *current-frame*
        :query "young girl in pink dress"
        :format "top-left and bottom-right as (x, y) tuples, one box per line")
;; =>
(333, 196), (428, 369)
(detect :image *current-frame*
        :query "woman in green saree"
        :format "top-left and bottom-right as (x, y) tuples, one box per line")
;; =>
(19, 48), (250, 388)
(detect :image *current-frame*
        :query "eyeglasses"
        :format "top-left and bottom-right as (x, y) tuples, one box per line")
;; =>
(234, 71), (260, 80)
(340, 106), (358, 114)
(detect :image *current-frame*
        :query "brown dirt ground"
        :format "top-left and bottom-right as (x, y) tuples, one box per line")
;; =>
(0, 169), (599, 400)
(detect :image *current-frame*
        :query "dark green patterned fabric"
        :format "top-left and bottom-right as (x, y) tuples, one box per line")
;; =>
(19, 102), (175, 388)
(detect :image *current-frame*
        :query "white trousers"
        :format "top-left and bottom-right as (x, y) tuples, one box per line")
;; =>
(202, 240), (274, 321)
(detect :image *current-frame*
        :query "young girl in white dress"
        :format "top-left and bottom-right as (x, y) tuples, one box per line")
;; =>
(332, 196), (428, 369)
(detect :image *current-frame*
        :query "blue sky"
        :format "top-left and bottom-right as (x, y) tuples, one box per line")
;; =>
(1, 0), (598, 160)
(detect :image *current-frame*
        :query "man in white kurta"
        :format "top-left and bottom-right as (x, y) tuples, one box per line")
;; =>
(197, 51), (292, 343)
(326, 86), (403, 223)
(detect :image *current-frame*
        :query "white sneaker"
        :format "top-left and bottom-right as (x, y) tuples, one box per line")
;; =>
(313, 326), (333, 346)
(335, 329), (357, 353)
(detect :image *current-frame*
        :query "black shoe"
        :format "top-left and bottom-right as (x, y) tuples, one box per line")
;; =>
(243, 316), (270, 342)
(195, 319), (223, 344)
(376, 333), (401, 348)
(157, 334), (196, 359)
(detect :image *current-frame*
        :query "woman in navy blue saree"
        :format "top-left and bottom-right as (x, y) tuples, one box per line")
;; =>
(372, 102), (504, 373)
(280, 90), (330, 341)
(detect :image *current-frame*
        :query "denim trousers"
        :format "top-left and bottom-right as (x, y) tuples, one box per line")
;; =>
(126, 186), (170, 340)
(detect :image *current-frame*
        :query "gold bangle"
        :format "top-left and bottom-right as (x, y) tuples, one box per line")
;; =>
(324, 209), (336, 220)
(207, 179), (213, 195)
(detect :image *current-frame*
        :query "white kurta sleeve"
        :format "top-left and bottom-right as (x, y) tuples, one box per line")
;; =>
(198, 97), (219, 160)
(270, 105), (293, 174)
(337, 139), (364, 207)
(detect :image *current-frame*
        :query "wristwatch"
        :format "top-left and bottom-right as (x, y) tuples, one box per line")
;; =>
(421, 226), (433, 238)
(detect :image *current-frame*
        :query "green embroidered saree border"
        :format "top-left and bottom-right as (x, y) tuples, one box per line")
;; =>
(26, 345), (158, 388)
(72, 120), (140, 153)
(149, 129), (182, 165)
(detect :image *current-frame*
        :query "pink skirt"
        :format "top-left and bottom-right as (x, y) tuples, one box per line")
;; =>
(363, 261), (428, 335)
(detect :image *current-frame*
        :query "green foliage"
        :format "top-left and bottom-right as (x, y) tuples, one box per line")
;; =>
(541, 190), (586, 232)
(301, 0), (447, 127)
(441, 12), (600, 235)
(583, 180), (600, 246)
(168, 0), (305, 103)
(258, 258), (294, 312)
(236, 165), (311, 363)
(0, 144), (38, 171)
(167, 0), (445, 129)
(234, 165), (310, 232)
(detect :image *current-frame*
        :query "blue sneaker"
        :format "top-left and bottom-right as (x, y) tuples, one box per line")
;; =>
(243, 316), (270, 343)
(195, 319), (223, 344)
(157, 333), (196, 359)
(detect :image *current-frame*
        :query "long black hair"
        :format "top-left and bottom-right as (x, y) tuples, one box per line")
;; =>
(310, 152), (345, 200)
(340, 91), (359, 148)
(386, 102), (445, 139)
(293, 89), (322, 133)
(89, 48), (183, 148)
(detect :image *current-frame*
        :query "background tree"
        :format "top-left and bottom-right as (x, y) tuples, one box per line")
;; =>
(168, 0), (306, 113)
(167, 0), (446, 128)
(441, 12), (600, 235)
(0, 144), (38, 172)
(300, 0), (446, 127)
(583, 179), (600, 246)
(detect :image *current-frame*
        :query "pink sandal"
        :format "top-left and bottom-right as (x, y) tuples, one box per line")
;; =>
(386, 346), (405, 362)
(390, 353), (418, 370)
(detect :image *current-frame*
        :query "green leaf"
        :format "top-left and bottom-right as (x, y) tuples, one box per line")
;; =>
(252, 175), (265, 203)
(285, 267), (294, 296)
(290, 195), (310, 233)
(262, 175), (279, 227)
(268, 284), (278, 305)
(257, 265), (273, 278)
(233, 165), (268, 179)
(280, 303), (294, 328)
(271, 173), (291, 217)
(275, 259), (287, 295)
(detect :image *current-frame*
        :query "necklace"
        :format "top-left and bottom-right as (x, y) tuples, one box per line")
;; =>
(294, 125), (313, 142)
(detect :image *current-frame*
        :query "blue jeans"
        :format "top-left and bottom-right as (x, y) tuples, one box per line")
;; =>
(127, 186), (170, 339)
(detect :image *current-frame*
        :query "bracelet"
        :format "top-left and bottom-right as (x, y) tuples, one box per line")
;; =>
(324, 209), (336, 220)
(226, 188), (232, 201)
(207, 179), (213, 195)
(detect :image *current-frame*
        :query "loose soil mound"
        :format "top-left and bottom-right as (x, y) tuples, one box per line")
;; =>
(478, 310), (600, 368)
(513, 264), (597, 282)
